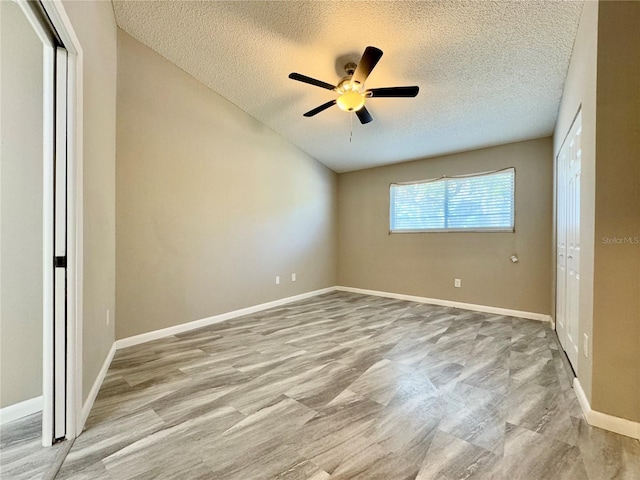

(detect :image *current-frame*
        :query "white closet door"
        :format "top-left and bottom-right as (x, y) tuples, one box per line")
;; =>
(556, 147), (568, 351)
(565, 114), (582, 369)
(556, 110), (581, 370)
(53, 46), (68, 441)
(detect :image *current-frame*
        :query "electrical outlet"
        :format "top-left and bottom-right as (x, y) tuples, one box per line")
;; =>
(583, 333), (589, 357)
(275, 276), (280, 285)
(454, 278), (461, 288)
(291, 273), (296, 282)
(106, 309), (110, 326)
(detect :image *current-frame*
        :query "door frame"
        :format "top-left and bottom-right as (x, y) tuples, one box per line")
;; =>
(16, 0), (84, 445)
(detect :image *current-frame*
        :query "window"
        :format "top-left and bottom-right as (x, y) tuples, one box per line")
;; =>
(389, 168), (515, 233)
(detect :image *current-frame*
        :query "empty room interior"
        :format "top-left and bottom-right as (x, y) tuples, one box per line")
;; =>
(1, 0), (639, 479)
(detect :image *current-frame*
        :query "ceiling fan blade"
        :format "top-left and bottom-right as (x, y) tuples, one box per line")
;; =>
(355, 106), (373, 124)
(303, 100), (337, 117)
(289, 73), (336, 91)
(367, 86), (420, 98)
(352, 46), (383, 86)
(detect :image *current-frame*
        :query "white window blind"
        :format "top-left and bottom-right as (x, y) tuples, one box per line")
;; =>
(390, 168), (515, 233)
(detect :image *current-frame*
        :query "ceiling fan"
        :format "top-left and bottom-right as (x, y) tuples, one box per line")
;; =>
(288, 46), (419, 125)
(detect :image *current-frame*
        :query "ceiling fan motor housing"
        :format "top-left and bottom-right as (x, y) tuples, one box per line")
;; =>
(344, 62), (357, 76)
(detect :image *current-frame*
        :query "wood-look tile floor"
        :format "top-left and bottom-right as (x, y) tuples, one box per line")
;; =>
(0, 412), (66, 480)
(13, 292), (640, 479)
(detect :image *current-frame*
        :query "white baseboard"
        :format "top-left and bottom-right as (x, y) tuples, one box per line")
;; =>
(0, 396), (43, 425)
(115, 287), (336, 350)
(116, 285), (551, 351)
(336, 286), (552, 323)
(80, 342), (116, 432)
(573, 378), (640, 440)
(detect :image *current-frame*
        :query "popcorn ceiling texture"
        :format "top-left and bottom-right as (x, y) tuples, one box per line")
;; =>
(113, 0), (583, 173)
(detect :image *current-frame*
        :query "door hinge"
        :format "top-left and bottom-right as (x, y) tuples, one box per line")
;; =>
(54, 256), (67, 268)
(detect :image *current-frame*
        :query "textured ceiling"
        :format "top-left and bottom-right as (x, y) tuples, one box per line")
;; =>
(113, 0), (583, 173)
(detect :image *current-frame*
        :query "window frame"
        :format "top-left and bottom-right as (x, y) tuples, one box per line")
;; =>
(389, 167), (516, 234)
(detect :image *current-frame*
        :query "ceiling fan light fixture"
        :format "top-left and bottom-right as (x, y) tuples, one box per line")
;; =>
(289, 46), (419, 123)
(336, 91), (365, 112)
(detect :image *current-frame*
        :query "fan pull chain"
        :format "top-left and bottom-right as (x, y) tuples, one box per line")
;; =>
(350, 113), (353, 143)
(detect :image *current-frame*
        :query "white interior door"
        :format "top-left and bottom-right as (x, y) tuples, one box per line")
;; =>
(556, 110), (581, 370)
(556, 148), (568, 350)
(53, 46), (68, 441)
(565, 115), (581, 369)
(2, 0), (71, 447)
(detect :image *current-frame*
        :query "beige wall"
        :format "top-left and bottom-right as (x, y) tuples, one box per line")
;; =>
(553, 0), (598, 402)
(591, 0), (640, 422)
(338, 138), (553, 315)
(62, 0), (117, 402)
(115, 30), (337, 340)
(0, 1), (44, 408)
